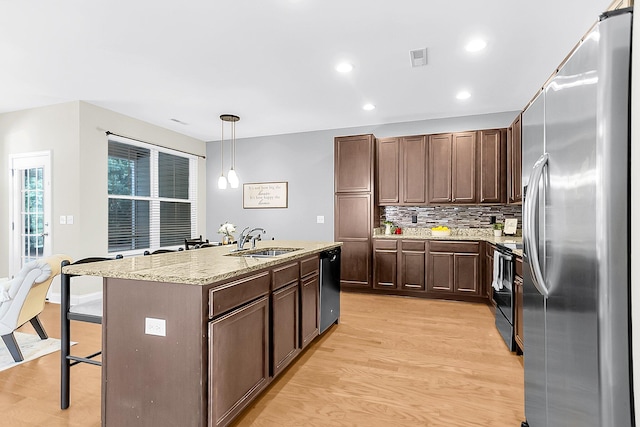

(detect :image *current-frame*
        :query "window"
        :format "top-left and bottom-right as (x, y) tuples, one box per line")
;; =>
(107, 137), (197, 253)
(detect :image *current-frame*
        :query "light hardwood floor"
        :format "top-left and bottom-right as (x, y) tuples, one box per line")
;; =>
(0, 292), (524, 426)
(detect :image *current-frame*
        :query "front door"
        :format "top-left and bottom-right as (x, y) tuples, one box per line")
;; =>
(9, 151), (52, 277)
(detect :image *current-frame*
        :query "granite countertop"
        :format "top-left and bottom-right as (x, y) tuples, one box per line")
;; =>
(62, 240), (342, 286)
(374, 228), (523, 257)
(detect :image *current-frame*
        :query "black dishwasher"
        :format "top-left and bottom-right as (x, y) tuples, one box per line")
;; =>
(319, 247), (341, 334)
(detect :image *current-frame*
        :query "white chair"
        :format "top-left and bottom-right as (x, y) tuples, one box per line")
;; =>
(0, 254), (69, 362)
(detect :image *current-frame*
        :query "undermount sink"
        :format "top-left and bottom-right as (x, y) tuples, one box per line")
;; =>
(226, 247), (301, 258)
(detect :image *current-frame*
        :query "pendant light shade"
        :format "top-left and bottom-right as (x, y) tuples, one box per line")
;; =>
(217, 174), (228, 189)
(221, 114), (240, 189)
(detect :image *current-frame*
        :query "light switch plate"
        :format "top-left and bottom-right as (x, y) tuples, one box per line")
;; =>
(59, 215), (66, 225)
(316, 215), (324, 224)
(145, 317), (166, 336)
(66, 215), (74, 225)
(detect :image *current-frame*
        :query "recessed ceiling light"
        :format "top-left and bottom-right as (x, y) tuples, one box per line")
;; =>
(465, 39), (487, 52)
(336, 62), (354, 73)
(362, 103), (376, 111)
(456, 91), (471, 100)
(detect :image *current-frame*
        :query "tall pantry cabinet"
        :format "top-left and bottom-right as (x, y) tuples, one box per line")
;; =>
(334, 134), (378, 289)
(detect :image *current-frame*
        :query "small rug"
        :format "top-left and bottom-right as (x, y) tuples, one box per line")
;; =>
(0, 332), (72, 372)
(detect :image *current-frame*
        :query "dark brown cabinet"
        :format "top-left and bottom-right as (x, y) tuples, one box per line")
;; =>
(335, 134), (376, 290)
(271, 262), (300, 377)
(399, 240), (426, 291)
(335, 193), (372, 288)
(377, 137), (400, 204)
(210, 295), (270, 427)
(427, 241), (481, 296)
(300, 258), (320, 349)
(335, 134), (374, 193)
(485, 243), (496, 306)
(377, 136), (427, 205)
(514, 256), (524, 352)
(508, 114), (523, 204)
(373, 239), (398, 290)
(478, 129), (507, 203)
(428, 132), (477, 204)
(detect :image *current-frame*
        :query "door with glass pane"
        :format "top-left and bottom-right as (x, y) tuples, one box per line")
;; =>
(10, 152), (52, 276)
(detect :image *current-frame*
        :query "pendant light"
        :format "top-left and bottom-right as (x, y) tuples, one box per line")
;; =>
(217, 116), (228, 190)
(221, 114), (240, 188)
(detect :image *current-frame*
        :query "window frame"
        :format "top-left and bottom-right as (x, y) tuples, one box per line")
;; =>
(107, 135), (198, 255)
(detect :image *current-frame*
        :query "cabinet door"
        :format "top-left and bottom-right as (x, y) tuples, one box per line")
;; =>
(452, 132), (477, 203)
(300, 272), (320, 349)
(453, 253), (480, 295)
(485, 246), (496, 305)
(335, 194), (372, 288)
(508, 114), (523, 203)
(373, 248), (398, 290)
(271, 282), (300, 377)
(427, 251), (454, 292)
(377, 138), (400, 204)
(401, 136), (427, 204)
(210, 296), (269, 427)
(400, 251), (426, 291)
(428, 134), (453, 203)
(514, 274), (524, 352)
(478, 129), (506, 203)
(335, 134), (374, 193)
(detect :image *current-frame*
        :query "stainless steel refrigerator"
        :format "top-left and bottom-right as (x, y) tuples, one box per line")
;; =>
(521, 9), (633, 427)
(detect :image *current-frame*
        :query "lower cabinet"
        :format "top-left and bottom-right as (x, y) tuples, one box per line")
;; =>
(271, 282), (300, 376)
(427, 241), (481, 297)
(209, 295), (270, 427)
(373, 239), (398, 289)
(399, 240), (426, 291)
(300, 268), (320, 349)
(485, 243), (496, 306)
(514, 256), (524, 352)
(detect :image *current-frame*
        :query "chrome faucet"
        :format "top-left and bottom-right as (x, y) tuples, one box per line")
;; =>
(237, 227), (267, 251)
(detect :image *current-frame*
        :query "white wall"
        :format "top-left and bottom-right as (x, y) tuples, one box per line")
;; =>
(206, 111), (519, 244)
(0, 101), (207, 297)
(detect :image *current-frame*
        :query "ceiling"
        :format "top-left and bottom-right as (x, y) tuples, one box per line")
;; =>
(0, 0), (614, 141)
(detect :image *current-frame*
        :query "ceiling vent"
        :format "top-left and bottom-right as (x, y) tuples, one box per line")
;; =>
(410, 48), (428, 68)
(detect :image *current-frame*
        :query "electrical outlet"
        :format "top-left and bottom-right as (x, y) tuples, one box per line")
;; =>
(66, 215), (74, 225)
(411, 215), (418, 223)
(145, 317), (166, 337)
(317, 215), (324, 224)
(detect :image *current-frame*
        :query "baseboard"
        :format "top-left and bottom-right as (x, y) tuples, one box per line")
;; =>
(47, 291), (102, 306)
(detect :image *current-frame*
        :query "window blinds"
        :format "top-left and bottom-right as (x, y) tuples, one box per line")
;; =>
(107, 136), (197, 253)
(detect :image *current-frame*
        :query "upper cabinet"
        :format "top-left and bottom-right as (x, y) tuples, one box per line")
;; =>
(478, 129), (507, 203)
(507, 114), (522, 204)
(428, 132), (477, 204)
(335, 134), (375, 193)
(377, 136), (427, 205)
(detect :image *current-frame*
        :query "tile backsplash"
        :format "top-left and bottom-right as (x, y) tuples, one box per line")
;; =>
(382, 205), (522, 229)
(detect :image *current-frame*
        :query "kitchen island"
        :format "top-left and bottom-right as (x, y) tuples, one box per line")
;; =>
(63, 240), (341, 427)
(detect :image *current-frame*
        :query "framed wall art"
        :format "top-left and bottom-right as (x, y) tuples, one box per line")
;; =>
(243, 182), (288, 209)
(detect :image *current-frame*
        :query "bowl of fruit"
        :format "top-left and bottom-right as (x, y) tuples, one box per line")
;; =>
(431, 226), (451, 237)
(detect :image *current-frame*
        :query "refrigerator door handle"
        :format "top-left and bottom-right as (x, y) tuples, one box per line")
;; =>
(524, 152), (549, 298)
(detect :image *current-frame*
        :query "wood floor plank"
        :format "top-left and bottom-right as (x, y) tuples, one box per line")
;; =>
(0, 292), (524, 426)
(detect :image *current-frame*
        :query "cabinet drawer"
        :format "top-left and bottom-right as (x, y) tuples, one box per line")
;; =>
(516, 256), (523, 277)
(209, 271), (271, 318)
(373, 239), (398, 250)
(272, 262), (299, 290)
(429, 241), (480, 254)
(300, 255), (319, 277)
(401, 240), (425, 251)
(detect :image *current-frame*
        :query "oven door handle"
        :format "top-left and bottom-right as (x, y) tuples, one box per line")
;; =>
(523, 153), (549, 298)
